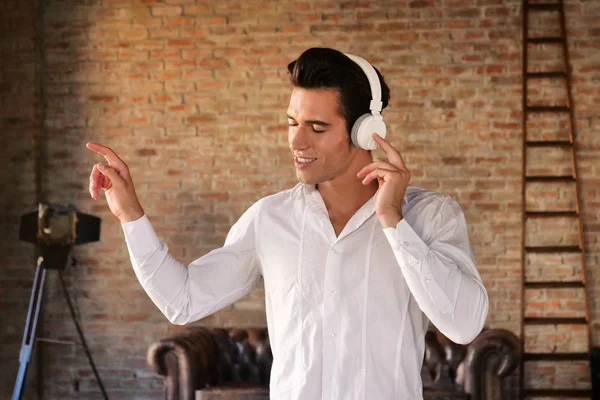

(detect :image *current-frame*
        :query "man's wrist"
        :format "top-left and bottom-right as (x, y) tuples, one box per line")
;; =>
(118, 208), (145, 224)
(378, 212), (402, 228)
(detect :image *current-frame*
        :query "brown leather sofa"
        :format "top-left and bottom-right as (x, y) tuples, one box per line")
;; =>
(147, 327), (520, 400)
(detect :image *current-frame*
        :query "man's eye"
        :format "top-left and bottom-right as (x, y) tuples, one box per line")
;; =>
(312, 127), (325, 133)
(288, 122), (298, 127)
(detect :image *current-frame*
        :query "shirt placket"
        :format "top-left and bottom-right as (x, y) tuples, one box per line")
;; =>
(321, 241), (343, 399)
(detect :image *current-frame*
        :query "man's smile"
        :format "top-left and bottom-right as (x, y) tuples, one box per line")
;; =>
(294, 156), (317, 168)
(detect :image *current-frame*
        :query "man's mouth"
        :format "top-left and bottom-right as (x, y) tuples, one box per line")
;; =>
(295, 157), (317, 168)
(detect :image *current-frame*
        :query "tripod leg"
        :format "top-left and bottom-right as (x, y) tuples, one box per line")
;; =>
(58, 271), (109, 400)
(12, 257), (47, 400)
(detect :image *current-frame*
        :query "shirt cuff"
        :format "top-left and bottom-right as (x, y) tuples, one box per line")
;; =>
(121, 214), (162, 263)
(383, 219), (454, 314)
(383, 219), (429, 259)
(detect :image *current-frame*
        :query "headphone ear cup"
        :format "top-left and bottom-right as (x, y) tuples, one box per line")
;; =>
(351, 114), (387, 150)
(351, 114), (372, 149)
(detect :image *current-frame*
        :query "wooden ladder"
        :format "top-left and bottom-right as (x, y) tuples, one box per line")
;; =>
(520, 0), (592, 398)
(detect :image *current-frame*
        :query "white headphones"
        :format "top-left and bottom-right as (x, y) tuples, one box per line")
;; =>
(344, 53), (387, 150)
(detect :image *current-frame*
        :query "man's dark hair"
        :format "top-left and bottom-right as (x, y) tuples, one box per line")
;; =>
(287, 47), (391, 137)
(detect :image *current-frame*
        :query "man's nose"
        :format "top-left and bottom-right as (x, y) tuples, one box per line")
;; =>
(289, 126), (310, 150)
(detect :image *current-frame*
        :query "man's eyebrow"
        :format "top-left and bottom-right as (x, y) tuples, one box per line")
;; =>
(286, 115), (331, 126)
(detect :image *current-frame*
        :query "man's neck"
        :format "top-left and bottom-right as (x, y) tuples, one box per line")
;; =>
(317, 159), (378, 219)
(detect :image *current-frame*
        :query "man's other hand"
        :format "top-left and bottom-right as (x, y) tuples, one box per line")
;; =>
(86, 142), (145, 223)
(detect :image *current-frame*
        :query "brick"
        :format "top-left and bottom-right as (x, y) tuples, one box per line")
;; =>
(118, 28), (149, 40)
(150, 28), (181, 39)
(183, 4), (212, 15)
(446, 8), (482, 18)
(151, 49), (181, 60)
(167, 39), (195, 47)
(198, 58), (230, 68)
(151, 6), (183, 17)
(476, 65), (505, 74)
(166, 16), (196, 27)
(132, 17), (163, 29)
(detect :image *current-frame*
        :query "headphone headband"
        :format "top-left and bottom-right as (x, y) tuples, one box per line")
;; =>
(344, 53), (383, 113)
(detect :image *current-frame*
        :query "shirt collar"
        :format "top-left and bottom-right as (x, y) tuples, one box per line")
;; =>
(302, 184), (381, 241)
(302, 183), (408, 208)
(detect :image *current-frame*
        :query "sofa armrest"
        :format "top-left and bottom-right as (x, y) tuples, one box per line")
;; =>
(463, 328), (521, 400)
(147, 327), (218, 400)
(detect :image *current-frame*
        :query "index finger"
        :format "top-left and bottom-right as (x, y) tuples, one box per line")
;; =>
(372, 134), (407, 170)
(86, 142), (127, 169)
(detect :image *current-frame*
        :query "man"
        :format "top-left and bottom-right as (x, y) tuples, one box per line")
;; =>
(87, 47), (488, 399)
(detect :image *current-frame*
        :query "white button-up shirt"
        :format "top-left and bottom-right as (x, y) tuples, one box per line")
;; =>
(122, 183), (488, 400)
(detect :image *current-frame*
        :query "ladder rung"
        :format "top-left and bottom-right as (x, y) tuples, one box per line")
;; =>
(524, 352), (589, 361)
(524, 317), (587, 325)
(525, 175), (575, 182)
(526, 245), (581, 253)
(526, 105), (570, 113)
(527, 36), (564, 44)
(526, 3), (561, 11)
(525, 140), (571, 147)
(37, 337), (79, 346)
(525, 211), (578, 218)
(525, 281), (584, 289)
(526, 71), (567, 79)
(524, 388), (592, 397)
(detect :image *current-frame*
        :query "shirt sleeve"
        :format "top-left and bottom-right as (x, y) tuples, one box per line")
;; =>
(383, 196), (488, 344)
(121, 199), (264, 325)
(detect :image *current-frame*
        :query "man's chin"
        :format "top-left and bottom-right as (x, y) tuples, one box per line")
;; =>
(296, 172), (320, 186)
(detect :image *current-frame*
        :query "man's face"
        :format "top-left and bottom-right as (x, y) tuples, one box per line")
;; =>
(287, 87), (355, 185)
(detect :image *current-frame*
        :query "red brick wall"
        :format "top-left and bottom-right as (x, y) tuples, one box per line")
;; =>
(0, 0), (42, 398)
(1, 0), (599, 398)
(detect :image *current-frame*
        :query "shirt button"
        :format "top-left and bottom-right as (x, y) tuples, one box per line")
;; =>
(330, 290), (336, 296)
(425, 278), (432, 283)
(331, 247), (339, 254)
(404, 241), (409, 246)
(328, 333), (335, 338)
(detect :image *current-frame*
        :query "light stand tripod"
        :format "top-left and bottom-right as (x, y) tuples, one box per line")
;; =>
(12, 203), (109, 400)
